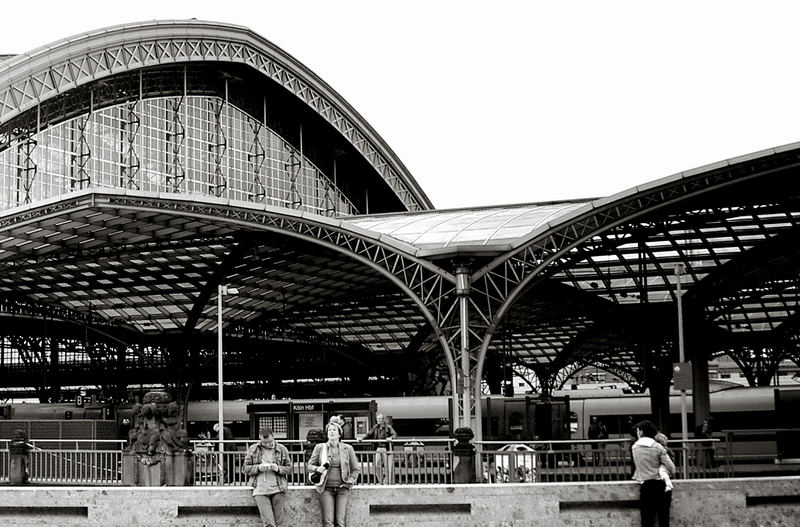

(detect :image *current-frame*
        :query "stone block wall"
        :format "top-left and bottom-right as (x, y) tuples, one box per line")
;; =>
(0, 477), (798, 526)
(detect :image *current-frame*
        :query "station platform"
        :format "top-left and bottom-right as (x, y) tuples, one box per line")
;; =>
(1, 477), (798, 526)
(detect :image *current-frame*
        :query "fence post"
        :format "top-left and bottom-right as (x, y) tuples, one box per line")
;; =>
(452, 427), (475, 484)
(9, 429), (30, 485)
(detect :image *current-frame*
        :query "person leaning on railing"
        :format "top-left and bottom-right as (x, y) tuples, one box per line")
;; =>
(242, 426), (292, 527)
(308, 418), (360, 527)
(357, 413), (397, 484)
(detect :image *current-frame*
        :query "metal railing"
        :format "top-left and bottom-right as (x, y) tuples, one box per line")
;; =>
(475, 439), (731, 483)
(28, 449), (123, 485)
(191, 439), (453, 486)
(2, 436), (797, 486)
(0, 449), (7, 483)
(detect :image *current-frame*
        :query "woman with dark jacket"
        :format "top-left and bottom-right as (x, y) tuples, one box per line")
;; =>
(307, 418), (360, 527)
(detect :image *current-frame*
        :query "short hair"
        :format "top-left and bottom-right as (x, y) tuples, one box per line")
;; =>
(259, 425), (274, 438)
(327, 422), (342, 436)
(635, 420), (658, 438)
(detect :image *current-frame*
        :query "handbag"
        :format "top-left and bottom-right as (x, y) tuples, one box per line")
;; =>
(309, 462), (329, 484)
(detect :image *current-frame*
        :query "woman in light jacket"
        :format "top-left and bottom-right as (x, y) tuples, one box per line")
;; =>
(307, 418), (360, 527)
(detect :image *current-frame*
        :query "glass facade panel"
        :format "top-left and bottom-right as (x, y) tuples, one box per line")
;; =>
(0, 97), (356, 216)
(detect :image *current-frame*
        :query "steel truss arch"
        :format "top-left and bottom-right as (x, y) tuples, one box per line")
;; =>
(464, 147), (800, 416)
(0, 188), (459, 391)
(0, 20), (431, 212)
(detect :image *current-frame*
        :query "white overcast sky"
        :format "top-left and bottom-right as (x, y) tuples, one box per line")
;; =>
(3, 1), (800, 209)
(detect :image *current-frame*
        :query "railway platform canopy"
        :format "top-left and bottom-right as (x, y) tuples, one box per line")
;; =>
(1, 20), (800, 436)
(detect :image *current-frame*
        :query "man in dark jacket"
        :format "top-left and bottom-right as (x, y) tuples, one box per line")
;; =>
(588, 416), (608, 465)
(358, 413), (397, 484)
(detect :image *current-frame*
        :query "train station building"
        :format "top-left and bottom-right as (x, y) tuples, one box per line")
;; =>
(2, 19), (800, 441)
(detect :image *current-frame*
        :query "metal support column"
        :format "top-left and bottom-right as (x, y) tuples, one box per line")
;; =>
(120, 101), (141, 190)
(72, 91), (92, 190)
(166, 96), (185, 192)
(210, 86), (228, 197)
(675, 263), (689, 476)
(247, 116), (265, 202)
(454, 267), (476, 432)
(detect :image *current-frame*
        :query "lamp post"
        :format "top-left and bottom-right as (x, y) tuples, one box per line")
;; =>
(217, 284), (239, 452)
(674, 264), (689, 477)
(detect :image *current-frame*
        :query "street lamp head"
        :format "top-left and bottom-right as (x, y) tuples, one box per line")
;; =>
(219, 285), (239, 295)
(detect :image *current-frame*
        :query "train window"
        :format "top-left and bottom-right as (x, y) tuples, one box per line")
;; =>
(509, 412), (523, 432)
(569, 412), (578, 434)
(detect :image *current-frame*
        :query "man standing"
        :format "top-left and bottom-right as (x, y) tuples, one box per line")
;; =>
(214, 422), (238, 483)
(243, 426), (291, 527)
(588, 416), (608, 465)
(359, 413), (397, 484)
(632, 420), (675, 527)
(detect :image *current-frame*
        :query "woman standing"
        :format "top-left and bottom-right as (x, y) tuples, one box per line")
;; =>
(307, 418), (361, 527)
(632, 420), (675, 527)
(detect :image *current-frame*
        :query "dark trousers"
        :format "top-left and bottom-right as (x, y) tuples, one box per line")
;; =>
(640, 479), (670, 527)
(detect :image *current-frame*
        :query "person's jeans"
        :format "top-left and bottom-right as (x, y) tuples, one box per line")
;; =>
(639, 479), (669, 527)
(254, 492), (285, 527)
(374, 447), (393, 483)
(318, 486), (350, 527)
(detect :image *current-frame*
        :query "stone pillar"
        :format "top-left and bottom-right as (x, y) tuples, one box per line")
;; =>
(452, 427), (476, 484)
(121, 390), (194, 486)
(122, 452), (195, 486)
(9, 429), (30, 485)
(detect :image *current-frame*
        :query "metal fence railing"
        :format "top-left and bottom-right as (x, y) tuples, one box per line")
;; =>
(28, 449), (123, 485)
(0, 449), (8, 483)
(475, 439), (733, 483)
(0, 436), (796, 486)
(192, 439), (454, 487)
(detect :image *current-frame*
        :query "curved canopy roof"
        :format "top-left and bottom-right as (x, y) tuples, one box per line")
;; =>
(347, 200), (590, 257)
(2, 141), (800, 398)
(1, 20), (800, 400)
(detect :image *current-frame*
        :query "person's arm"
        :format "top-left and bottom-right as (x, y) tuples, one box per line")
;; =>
(362, 425), (375, 440)
(242, 445), (261, 476)
(345, 445), (360, 485)
(660, 445), (676, 476)
(274, 445), (291, 476)
(307, 443), (324, 473)
(388, 425), (397, 440)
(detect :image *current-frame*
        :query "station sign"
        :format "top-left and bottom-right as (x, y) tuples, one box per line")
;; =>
(292, 403), (322, 412)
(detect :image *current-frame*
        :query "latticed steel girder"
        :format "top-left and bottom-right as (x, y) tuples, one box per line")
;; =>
(472, 169), (787, 331)
(724, 345), (790, 387)
(1, 192), (455, 307)
(505, 361), (587, 395)
(587, 357), (645, 390)
(0, 21), (430, 212)
(0, 190), (467, 392)
(467, 150), (800, 397)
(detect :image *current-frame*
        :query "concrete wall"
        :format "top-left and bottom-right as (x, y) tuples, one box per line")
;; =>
(1, 478), (798, 526)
